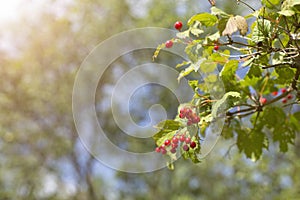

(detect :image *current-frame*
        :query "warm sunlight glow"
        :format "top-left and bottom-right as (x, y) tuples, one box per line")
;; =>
(0, 0), (22, 24)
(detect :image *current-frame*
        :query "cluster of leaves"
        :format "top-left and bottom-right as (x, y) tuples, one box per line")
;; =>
(153, 0), (300, 168)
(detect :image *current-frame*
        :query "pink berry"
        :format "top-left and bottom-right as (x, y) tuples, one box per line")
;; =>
(272, 91), (278, 96)
(282, 98), (287, 104)
(187, 121), (193, 126)
(186, 109), (192, 117)
(172, 143), (178, 149)
(214, 45), (219, 51)
(287, 94), (293, 99)
(179, 113), (184, 119)
(170, 148), (177, 154)
(192, 116), (200, 123)
(165, 40), (173, 48)
(281, 88), (287, 93)
(174, 21), (183, 30)
(164, 139), (171, 146)
(161, 148), (167, 155)
(185, 137), (191, 144)
(172, 137), (179, 144)
(155, 147), (160, 153)
(260, 97), (267, 104)
(190, 141), (197, 149)
(179, 135), (185, 142)
(180, 108), (186, 114)
(183, 144), (189, 151)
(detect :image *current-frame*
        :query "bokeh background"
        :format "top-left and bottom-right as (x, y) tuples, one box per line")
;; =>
(0, 0), (300, 199)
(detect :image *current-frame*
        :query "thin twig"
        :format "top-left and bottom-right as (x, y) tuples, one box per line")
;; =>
(237, 0), (256, 12)
(223, 142), (237, 159)
(262, 63), (292, 69)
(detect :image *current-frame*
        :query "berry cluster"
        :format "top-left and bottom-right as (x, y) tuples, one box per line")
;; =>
(179, 107), (200, 126)
(260, 88), (294, 105)
(274, 88), (293, 104)
(155, 133), (197, 155)
(165, 21), (183, 49)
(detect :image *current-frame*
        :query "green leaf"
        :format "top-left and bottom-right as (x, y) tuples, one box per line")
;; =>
(188, 80), (199, 91)
(252, 19), (272, 42)
(188, 13), (218, 27)
(241, 57), (255, 67)
(290, 112), (300, 131)
(175, 61), (191, 69)
(211, 52), (228, 64)
(246, 64), (262, 78)
(260, 107), (295, 153)
(181, 137), (201, 164)
(262, 0), (281, 8)
(190, 28), (204, 36)
(185, 42), (202, 63)
(272, 33), (289, 48)
(153, 120), (181, 142)
(273, 127), (295, 152)
(167, 162), (175, 170)
(261, 107), (286, 129)
(210, 7), (230, 18)
(220, 60), (239, 79)
(237, 128), (267, 161)
(292, 0), (300, 6)
(220, 60), (239, 91)
(200, 60), (217, 73)
(156, 131), (176, 147)
(275, 67), (295, 84)
(211, 91), (241, 118)
(177, 63), (197, 82)
(218, 18), (228, 35)
(222, 124), (234, 139)
(278, 9), (295, 16)
(176, 30), (190, 39)
(207, 31), (221, 43)
(152, 43), (165, 60)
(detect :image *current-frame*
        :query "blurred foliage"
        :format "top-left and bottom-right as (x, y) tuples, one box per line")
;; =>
(0, 0), (299, 199)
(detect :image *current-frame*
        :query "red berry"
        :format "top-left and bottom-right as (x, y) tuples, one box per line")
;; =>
(287, 94), (293, 99)
(190, 141), (197, 149)
(179, 113), (184, 119)
(180, 108), (186, 114)
(281, 88), (287, 93)
(165, 40), (173, 48)
(185, 137), (191, 144)
(183, 144), (189, 151)
(170, 148), (177, 154)
(214, 45), (219, 51)
(179, 135), (185, 142)
(192, 116), (200, 123)
(272, 91), (278, 96)
(171, 143), (178, 149)
(260, 97), (267, 104)
(174, 21), (183, 30)
(186, 109), (192, 117)
(282, 98), (287, 104)
(161, 148), (167, 155)
(187, 120), (193, 126)
(155, 147), (160, 153)
(172, 137), (179, 144)
(164, 139), (171, 146)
